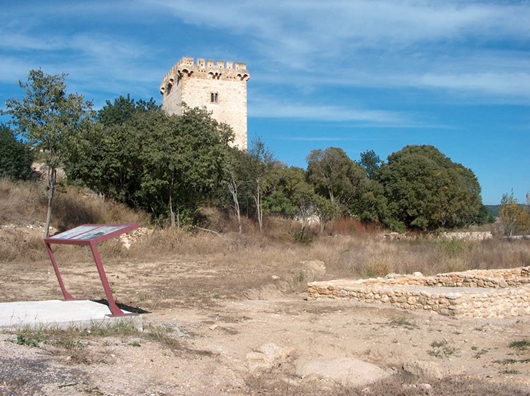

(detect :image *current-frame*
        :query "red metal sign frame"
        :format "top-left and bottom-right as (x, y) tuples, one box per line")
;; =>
(44, 223), (139, 317)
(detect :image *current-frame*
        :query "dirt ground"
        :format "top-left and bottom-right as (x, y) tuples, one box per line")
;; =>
(1, 241), (530, 395)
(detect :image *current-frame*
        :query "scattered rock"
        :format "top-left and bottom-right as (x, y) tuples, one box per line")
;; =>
(119, 227), (152, 249)
(246, 343), (294, 372)
(296, 357), (390, 387)
(402, 360), (445, 380)
(300, 260), (326, 282)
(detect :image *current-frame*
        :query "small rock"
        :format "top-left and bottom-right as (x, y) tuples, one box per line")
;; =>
(300, 260), (326, 282)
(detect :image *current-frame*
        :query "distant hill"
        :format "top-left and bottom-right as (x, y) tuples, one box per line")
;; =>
(486, 204), (528, 219)
(485, 205), (500, 218)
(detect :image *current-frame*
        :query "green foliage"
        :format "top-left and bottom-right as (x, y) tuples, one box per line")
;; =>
(292, 227), (314, 244)
(375, 145), (483, 231)
(16, 331), (44, 347)
(2, 70), (94, 170)
(476, 204), (495, 225)
(306, 147), (367, 212)
(262, 165), (316, 217)
(437, 238), (469, 258)
(428, 340), (459, 358)
(262, 191), (297, 216)
(0, 124), (34, 180)
(509, 339), (530, 351)
(500, 191), (530, 236)
(2, 69), (95, 237)
(66, 100), (233, 227)
(245, 137), (276, 232)
(352, 179), (389, 224)
(358, 149), (382, 179)
(485, 205), (500, 218)
(141, 107), (233, 226)
(98, 94), (160, 126)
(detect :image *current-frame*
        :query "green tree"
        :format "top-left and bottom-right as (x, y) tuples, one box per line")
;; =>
(376, 145), (483, 231)
(66, 95), (164, 210)
(0, 124), (34, 180)
(358, 149), (382, 179)
(500, 191), (530, 236)
(306, 147), (367, 213)
(66, 101), (233, 227)
(225, 147), (250, 233)
(2, 70), (94, 237)
(353, 179), (389, 225)
(98, 94), (160, 126)
(140, 107), (233, 226)
(246, 137), (275, 232)
(264, 166), (315, 217)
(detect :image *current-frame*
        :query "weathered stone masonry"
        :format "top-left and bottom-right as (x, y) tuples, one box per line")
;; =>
(160, 57), (250, 150)
(308, 267), (530, 318)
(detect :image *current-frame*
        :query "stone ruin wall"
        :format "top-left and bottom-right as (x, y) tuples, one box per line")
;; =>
(308, 266), (530, 318)
(160, 57), (249, 150)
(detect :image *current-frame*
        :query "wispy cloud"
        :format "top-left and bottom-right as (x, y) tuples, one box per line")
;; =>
(250, 96), (414, 126)
(153, 0), (530, 102)
(2, 0), (530, 110)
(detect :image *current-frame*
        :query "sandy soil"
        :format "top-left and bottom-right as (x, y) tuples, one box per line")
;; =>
(1, 241), (530, 395)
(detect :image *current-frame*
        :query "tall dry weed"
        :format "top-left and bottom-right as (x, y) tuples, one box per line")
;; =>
(0, 178), (47, 224)
(53, 186), (148, 232)
(1, 179), (529, 282)
(326, 237), (529, 278)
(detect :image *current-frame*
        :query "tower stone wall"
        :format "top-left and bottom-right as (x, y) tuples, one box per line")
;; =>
(160, 57), (249, 150)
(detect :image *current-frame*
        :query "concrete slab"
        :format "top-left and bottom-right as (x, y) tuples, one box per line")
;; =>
(0, 300), (142, 330)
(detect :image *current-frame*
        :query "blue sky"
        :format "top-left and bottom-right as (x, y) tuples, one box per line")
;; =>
(1, 0), (528, 205)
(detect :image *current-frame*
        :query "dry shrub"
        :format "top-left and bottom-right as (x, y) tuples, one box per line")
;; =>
(330, 217), (365, 235)
(0, 232), (48, 262)
(2, 178), (529, 284)
(244, 373), (530, 396)
(0, 179), (147, 230)
(0, 179), (148, 262)
(0, 178), (47, 225)
(130, 227), (227, 257)
(53, 186), (148, 232)
(333, 237), (529, 278)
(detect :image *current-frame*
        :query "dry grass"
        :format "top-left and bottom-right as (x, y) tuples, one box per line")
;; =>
(2, 180), (530, 395)
(0, 178), (47, 225)
(1, 178), (529, 285)
(244, 373), (530, 395)
(0, 177), (147, 230)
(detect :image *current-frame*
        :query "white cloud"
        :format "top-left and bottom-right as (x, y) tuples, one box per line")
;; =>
(2, 0), (530, 113)
(148, 0), (530, 102)
(250, 96), (413, 125)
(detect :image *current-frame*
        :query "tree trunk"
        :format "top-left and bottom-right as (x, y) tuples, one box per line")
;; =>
(227, 178), (242, 234)
(169, 175), (176, 228)
(44, 167), (57, 238)
(169, 194), (175, 228)
(254, 179), (263, 233)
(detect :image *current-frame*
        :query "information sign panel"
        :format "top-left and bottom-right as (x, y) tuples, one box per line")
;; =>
(44, 224), (139, 317)
(46, 224), (138, 244)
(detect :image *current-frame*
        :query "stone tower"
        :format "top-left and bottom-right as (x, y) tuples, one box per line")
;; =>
(160, 57), (250, 150)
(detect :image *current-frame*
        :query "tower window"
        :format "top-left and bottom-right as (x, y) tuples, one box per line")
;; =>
(210, 92), (218, 103)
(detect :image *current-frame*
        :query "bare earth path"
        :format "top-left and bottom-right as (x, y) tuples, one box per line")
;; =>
(1, 256), (530, 395)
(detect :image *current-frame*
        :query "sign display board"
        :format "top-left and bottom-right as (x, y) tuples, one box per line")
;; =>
(46, 224), (138, 244)
(44, 224), (139, 317)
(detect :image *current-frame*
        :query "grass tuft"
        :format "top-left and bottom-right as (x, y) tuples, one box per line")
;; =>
(509, 339), (530, 351)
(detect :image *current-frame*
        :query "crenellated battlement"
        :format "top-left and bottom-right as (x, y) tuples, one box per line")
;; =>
(159, 56), (249, 150)
(160, 57), (249, 94)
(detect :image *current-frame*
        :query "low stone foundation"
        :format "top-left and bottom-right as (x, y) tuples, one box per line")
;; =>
(308, 267), (530, 318)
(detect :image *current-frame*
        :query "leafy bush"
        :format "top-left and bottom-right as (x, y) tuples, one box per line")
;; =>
(0, 125), (34, 180)
(293, 227), (313, 244)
